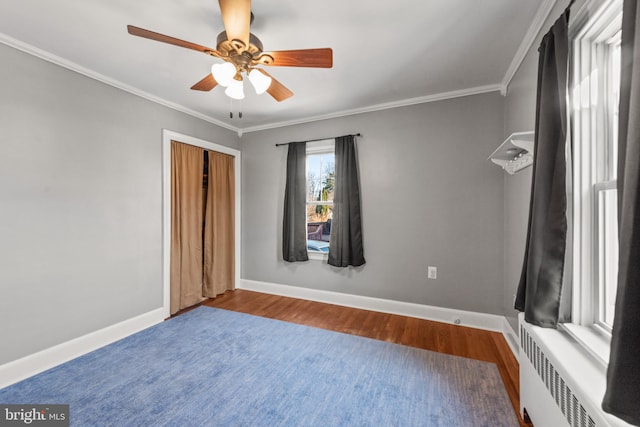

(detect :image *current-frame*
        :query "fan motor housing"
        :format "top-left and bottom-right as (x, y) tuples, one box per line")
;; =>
(217, 32), (263, 56)
(215, 31), (274, 71)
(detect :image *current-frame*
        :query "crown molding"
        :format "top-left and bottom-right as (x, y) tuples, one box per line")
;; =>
(241, 84), (503, 134)
(3, 4), (550, 136)
(2, 30), (498, 137)
(500, 0), (558, 94)
(0, 32), (240, 134)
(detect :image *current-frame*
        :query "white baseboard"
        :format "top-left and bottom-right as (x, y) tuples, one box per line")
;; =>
(0, 285), (520, 390)
(239, 279), (519, 360)
(0, 308), (165, 389)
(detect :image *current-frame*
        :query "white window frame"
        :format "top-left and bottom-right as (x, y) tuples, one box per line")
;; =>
(306, 139), (334, 260)
(566, 0), (622, 364)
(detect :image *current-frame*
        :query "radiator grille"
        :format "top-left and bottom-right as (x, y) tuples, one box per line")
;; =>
(520, 325), (597, 427)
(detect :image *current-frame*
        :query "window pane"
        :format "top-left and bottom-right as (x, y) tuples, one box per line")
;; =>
(306, 148), (335, 253)
(307, 203), (333, 227)
(307, 204), (332, 252)
(307, 153), (335, 203)
(608, 38), (621, 181)
(598, 188), (618, 327)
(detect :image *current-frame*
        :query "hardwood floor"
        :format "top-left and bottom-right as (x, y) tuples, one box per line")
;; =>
(179, 289), (530, 426)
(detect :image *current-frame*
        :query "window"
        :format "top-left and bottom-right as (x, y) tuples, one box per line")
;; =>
(306, 140), (334, 254)
(571, 0), (622, 335)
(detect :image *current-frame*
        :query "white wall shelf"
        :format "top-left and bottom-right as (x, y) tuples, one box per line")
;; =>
(488, 131), (534, 175)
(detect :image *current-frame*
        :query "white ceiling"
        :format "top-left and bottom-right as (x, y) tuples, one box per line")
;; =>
(0, 0), (551, 134)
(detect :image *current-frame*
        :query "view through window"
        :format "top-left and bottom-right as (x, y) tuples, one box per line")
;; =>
(306, 141), (334, 253)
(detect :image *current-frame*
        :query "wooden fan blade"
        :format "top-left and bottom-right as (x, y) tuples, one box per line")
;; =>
(258, 69), (293, 102)
(218, 0), (251, 48)
(262, 48), (333, 68)
(191, 74), (218, 91)
(127, 25), (221, 56)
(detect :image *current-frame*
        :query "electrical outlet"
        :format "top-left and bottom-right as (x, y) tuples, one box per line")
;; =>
(428, 266), (437, 279)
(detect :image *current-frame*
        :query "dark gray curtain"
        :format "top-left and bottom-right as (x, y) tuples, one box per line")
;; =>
(603, 0), (640, 423)
(328, 135), (365, 267)
(282, 142), (308, 262)
(514, 8), (570, 328)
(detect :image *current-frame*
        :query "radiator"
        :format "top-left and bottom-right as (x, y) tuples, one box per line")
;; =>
(518, 316), (630, 427)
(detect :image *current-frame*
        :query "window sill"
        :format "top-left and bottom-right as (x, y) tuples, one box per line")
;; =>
(560, 323), (611, 367)
(307, 251), (328, 261)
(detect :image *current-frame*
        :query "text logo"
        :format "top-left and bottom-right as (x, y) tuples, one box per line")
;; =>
(0, 405), (69, 426)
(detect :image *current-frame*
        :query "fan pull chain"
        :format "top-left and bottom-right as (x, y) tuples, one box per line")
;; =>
(228, 99), (243, 119)
(229, 98), (242, 119)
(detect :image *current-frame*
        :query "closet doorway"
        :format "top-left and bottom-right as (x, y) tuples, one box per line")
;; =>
(162, 130), (241, 317)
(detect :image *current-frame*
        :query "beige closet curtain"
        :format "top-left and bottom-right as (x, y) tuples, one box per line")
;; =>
(170, 141), (205, 314)
(203, 151), (235, 297)
(170, 142), (235, 315)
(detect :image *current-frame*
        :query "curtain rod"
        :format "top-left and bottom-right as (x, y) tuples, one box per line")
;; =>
(275, 133), (361, 147)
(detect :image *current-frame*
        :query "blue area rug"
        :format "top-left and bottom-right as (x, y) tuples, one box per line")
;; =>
(0, 307), (518, 426)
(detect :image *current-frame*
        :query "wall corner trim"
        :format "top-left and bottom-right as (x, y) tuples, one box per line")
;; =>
(239, 279), (518, 360)
(502, 317), (520, 359)
(0, 308), (165, 389)
(501, 0), (558, 91)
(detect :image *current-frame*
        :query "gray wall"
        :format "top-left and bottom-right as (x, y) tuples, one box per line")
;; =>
(4, 7), (569, 362)
(241, 92), (506, 315)
(0, 43), (238, 365)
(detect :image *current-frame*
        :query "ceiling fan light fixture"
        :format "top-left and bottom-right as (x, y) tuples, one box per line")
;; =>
(248, 69), (272, 95)
(127, 2), (334, 104)
(225, 78), (245, 100)
(211, 62), (236, 87)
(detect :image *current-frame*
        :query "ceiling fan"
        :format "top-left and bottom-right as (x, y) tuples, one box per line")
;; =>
(127, 0), (333, 102)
